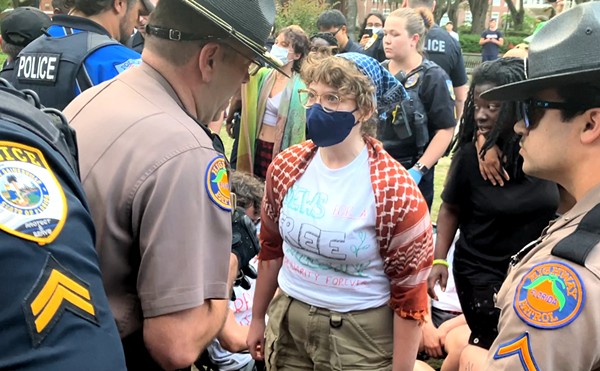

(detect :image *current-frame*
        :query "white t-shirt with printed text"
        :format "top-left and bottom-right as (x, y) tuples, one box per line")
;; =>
(278, 146), (390, 312)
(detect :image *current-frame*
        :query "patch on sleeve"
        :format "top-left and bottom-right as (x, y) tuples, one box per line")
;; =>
(23, 255), (98, 347)
(0, 141), (67, 245)
(493, 332), (540, 371)
(404, 73), (420, 89)
(513, 260), (585, 329)
(205, 156), (232, 211)
(114, 58), (141, 74)
(446, 79), (455, 100)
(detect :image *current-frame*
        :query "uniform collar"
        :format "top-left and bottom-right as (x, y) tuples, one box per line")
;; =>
(50, 14), (112, 38)
(548, 183), (600, 234)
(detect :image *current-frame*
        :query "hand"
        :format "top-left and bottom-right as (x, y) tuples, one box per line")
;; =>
(359, 34), (371, 47)
(422, 321), (444, 358)
(475, 134), (509, 186)
(408, 167), (423, 185)
(247, 318), (266, 360)
(427, 264), (449, 300)
(225, 110), (238, 138)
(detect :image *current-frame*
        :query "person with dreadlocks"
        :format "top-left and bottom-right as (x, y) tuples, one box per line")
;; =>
(427, 58), (560, 371)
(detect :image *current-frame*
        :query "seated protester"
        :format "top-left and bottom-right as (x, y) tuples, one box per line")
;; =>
(7, 0), (148, 110)
(381, 7), (456, 210)
(309, 32), (339, 56)
(247, 52), (433, 371)
(0, 7), (51, 79)
(200, 171), (264, 371)
(428, 58), (560, 371)
(316, 9), (363, 54)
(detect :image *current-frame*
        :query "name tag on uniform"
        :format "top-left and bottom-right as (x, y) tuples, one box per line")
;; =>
(17, 53), (60, 84)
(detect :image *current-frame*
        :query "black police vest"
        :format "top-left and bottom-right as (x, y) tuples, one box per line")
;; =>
(378, 60), (434, 169)
(10, 31), (118, 111)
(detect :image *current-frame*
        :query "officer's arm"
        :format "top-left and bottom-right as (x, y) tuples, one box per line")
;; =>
(453, 84), (468, 122)
(143, 254), (239, 370)
(416, 127), (454, 169)
(217, 310), (250, 353)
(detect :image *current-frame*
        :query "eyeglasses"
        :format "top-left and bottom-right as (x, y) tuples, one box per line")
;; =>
(521, 99), (581, 129)
(222, 43), (262, 76)
(298, 89), (343, 112)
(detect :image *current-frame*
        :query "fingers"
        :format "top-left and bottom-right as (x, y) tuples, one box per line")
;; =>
(250, 339), (265, 360)
(439, 269), (449, 293)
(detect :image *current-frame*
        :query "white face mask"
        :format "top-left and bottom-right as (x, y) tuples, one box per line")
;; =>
(270, 45), (291, 66)
(371, 27), (382, 34)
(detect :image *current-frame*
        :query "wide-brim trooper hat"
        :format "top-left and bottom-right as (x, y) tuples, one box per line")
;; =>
(146, 0), (284, 75)
(482, 2), (600, 101)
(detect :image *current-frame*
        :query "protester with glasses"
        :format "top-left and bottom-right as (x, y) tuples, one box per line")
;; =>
(316, 9), (363, 53)
(234, 25), (310, 179)
(63, 0), (282, 369)
(428, 58), (559, 371)
(479, 4), (600, 369)
(247, 53), (433, 371)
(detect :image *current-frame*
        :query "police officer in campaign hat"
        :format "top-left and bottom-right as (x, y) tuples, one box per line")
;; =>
(478, 3), (600, 369)
(0, 81), (126, 369)
(63, 0), (277, 369)
(0, 7), (50, 79)
(6, 0), (152, 110)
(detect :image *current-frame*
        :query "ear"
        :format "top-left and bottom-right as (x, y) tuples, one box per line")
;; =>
(113, 0), (126, 14)
(411, 34), (420, 48)
(197, 43), (221, 83)
(580, 108), (600, 145)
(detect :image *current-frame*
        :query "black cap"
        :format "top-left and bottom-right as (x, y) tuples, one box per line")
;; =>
(1, 7), (50, 47)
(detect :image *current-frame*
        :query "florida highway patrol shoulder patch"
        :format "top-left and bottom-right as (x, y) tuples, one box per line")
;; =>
(205, 155), (232, 211)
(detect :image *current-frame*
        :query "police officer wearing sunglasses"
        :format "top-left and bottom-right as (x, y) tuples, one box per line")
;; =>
(480, 3), (600, 370)
(63, 0), (282, 369)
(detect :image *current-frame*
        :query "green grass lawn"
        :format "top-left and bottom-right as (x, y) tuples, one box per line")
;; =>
(0, 53), (6, 66)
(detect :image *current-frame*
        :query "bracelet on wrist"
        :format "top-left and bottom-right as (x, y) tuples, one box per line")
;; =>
(432, 259), (449, 268)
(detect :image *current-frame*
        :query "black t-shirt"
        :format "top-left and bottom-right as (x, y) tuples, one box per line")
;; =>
(380, 60), (456, 161)
(342, 38), (364, 54)
(480, 29), (503, 56)
(424, 25), (468, 87)
(442, 144), (559, 282)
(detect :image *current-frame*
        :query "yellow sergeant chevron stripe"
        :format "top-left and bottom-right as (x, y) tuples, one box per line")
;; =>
(30, 269), (95, 333)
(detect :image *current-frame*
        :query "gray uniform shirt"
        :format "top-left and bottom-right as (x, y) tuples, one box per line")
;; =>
(65, 63), (232, 338)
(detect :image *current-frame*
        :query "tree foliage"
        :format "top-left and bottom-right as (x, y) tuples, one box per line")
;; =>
(275, 0), (331, 36)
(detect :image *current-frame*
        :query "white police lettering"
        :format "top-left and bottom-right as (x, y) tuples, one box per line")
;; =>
(425, 39), (445, 53)
(17, 53), (60, 83)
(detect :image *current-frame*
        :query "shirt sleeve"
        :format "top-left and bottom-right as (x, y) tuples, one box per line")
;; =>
(82, 45), (142, 89)
(449, 44), (468, 87)
(386, 174), (434, 320)
(258, 162), (284, 261)
(421, 67), (457, 131)
(485, 258), (600, 370)
(131, 148), (232, 318)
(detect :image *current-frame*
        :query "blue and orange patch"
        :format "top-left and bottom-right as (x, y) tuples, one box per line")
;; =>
(205, 156), (231, 211)
(494, 332), (540, 371)
(513, 260), (585, 329)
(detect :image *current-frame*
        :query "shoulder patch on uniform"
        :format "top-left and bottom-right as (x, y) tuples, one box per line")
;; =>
(493, 332), (540, 371)
(205, 156), (232, 211)
(404, 73), (420, 89)
(513, 260), (585, 329)
(114, 58), (141, 74)
(0, 141), (67, 245)
(446, 79), (455, 100)
(23, 255), (98, 347)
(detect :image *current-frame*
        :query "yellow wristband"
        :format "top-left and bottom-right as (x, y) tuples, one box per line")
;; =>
(432, 259), (449, 268)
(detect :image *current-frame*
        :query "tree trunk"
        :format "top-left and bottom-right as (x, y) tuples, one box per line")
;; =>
(434, 0), (447, 24)
(345, 0), (358, 40)
(447, 0), (461, 26)
(468, 0), (489, 34)
(504, 0), (525, 31)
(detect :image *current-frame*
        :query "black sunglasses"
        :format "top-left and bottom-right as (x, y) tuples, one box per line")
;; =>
(520, 99), (582, 129)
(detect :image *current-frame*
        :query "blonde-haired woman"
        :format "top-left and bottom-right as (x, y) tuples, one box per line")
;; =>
(381, 8), (456, 209)
(247, 53), (434, 371)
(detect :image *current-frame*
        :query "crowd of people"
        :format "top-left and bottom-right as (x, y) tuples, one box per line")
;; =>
(0, 0), (600, 370)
